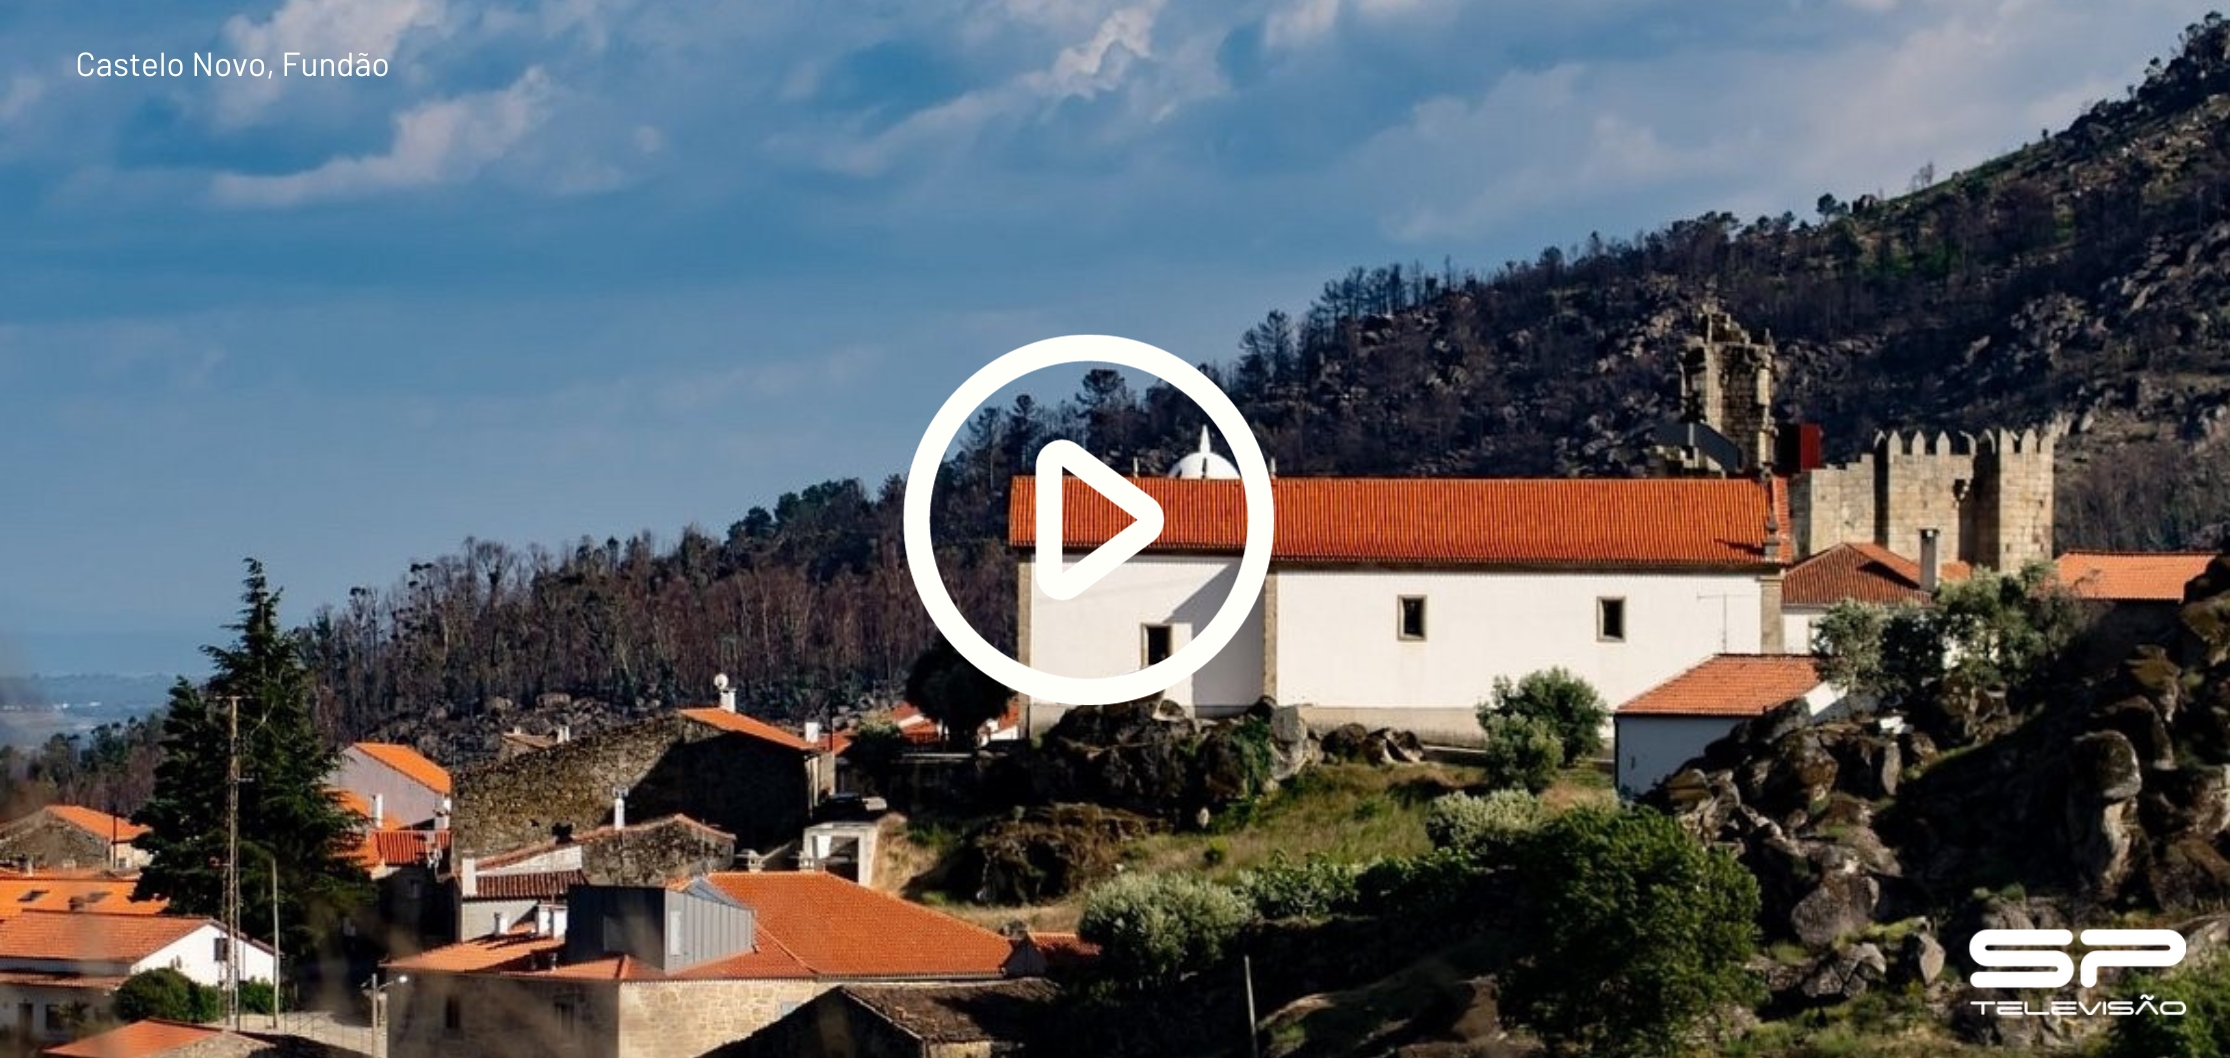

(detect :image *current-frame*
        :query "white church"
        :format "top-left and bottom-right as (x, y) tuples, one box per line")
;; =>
(1010, 431), (1792, 744)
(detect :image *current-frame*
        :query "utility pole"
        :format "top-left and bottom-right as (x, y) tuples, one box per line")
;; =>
(224, 694), (242, 1032)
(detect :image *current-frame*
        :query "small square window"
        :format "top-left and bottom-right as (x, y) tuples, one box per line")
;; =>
(1598, 598), (1627, 642)
(1142, 624), (1174, 666)
(213, 937), (230, 963)
(1397, 597), (1427, 640)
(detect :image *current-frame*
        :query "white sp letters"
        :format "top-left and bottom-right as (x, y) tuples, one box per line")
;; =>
(1970, 928), (2186, 989)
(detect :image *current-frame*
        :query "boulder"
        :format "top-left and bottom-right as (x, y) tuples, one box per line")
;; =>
(1895, 931), (1946, 986)
(1265, 705), (1320, 781)
(2072, 730), (2145, 803)
(1789, 873), (1880, 947)
(1799, 942), (1887, 1002)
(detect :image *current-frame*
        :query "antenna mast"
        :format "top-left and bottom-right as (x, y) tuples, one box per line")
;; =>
(224, 694), (242, 1030)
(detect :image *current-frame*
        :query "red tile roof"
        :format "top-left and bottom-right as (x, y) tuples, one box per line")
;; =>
(1022, 931), (1100, 971)
(356, 829), (450, 870)
(1009, 476), (1788, 569)
(386, 929), (564, 975)
(2055, 551), (2217, 602)
(0, 912), (214, 964)
(679, 709), (818, 752)
(349, 743), (453, 796)
(1617, 655), (1826, 718)
(44, 1019), (225, 1058)
(24, 806), (150, 844)
(0, 879), (165, 920)
(469, 870), (587, 901)
(696, 871), (1012, 980)
(0, 970), (126, 991)
(1783, 543), (1971, 607)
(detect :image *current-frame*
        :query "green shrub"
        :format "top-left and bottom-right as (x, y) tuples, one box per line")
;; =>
(114, 968), (220, 1023)
(2101, 954), (2230, 1058)
(1353, 848), (1484, 918)
(1233, 858), (1363, 921)
(238, 980), (276, 1016)
(1483, 668), (1608, 765)
(1502, 807), (1761, 1058)
(1478, 714), (1563, 794)
(1425, 790), (1547, 862)
(1078, 872), (1254, 986)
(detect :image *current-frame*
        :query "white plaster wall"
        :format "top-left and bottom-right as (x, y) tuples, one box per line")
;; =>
(337, 748), (448, 829)
(1783, 607), (1822, 656)
(1272, 570), (1765, 714)
(1023, 555), (1264, 710)
(135, 924), (275, 986)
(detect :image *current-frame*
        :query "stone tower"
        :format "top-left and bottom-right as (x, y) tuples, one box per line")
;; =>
(1670, 307), (1778, 474)
(1786, 426), (2057, 570)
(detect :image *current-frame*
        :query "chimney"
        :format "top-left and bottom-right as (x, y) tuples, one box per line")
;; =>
(1919, 528), (1941, 593)
(1760, 474), (1783, 562)
(434, 797), (451, 832)
(535, 905), (554, 937)
(66, 897), (84, 913)
(803, 721), (822, 746)
(458, 856), (478, 899)
(372, 794), (385, 830)
(556, 725), (571, 744)
(612, 788), (627, 830)
(492, 910), (508, 936)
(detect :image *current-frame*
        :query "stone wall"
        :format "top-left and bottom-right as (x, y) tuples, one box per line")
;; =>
(707, 990), (922, 1058)
(1973, 426), (2057, 569)
(389, 972), (625, 1058)
(0, 816), (112, 871)
(452, 712), (811, 859)
(1678, 309), (1778, 472)
(1790, 427), (2056, 571)
(615, 978), (830, 1058)
(581, 819), (737, 886)
(1874, 430), (1977, 565)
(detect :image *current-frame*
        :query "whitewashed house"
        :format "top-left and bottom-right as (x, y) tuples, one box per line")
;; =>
(1012, 454), (1792, 744)
(1612, 654), (1847, 798)
(0, 910), (276, 1046)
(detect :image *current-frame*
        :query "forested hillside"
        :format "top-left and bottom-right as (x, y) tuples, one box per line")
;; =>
(34, 15), (2230, 800)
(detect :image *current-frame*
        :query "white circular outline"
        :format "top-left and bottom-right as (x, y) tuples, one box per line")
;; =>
(903, 335), (1275, 706)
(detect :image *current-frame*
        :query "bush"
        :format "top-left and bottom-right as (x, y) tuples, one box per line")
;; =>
(1352, 848), (1485, 918)
(1814, 564), (2082, 707)
(114, 968), (220, 1024)
(1483, 668), (1608, 764)
(238, 980), (276, 1016)
(1233, 857), (1363, 921)
(2101, 955), (2230, 1058)
(1502, 807), (1761, 1058)
(1078, 872), (1254, 986)
(1478, 714), (1563, 794)
(1425, 790), (1547, 863)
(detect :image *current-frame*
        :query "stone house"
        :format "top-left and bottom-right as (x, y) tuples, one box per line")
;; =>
(705, 979), (1058, 1058)
(457, 815), (736, 941)
(450, 704), (820, 860)
(2055, 550), (2219, 667)
(0, 807), (150, 874)
(384, 872), (1020, 1058)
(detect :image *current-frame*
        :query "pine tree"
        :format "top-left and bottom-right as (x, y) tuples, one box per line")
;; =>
(131, 560), (370, 961)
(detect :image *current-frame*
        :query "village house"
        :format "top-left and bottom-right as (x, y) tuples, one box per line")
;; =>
(456, 815), (737, 941)
(0, 807), (150, 874)
(448, 688), (823, 863)
(705, 979), (1058, 1058)
(1778, 539), (1970, 651)
(1611, 654), (1847, 798)
(333, 744), (453, 832)
(0, 912), (273, 1051)
(2054, 550), (2219, 667)
(383, 871), (1019, 1058)
(1013, 472), (1792, 743)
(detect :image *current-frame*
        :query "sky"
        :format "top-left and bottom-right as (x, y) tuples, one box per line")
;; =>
(0, 0), (2211, 676)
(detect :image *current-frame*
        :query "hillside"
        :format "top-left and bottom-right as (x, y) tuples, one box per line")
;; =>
(56, 14), (2230, 781)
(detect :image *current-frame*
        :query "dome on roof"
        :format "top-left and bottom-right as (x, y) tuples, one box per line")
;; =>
(1168, 426), (1240, 479)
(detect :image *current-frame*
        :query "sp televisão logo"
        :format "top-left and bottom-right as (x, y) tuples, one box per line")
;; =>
(1967, 928), (2189, 1019)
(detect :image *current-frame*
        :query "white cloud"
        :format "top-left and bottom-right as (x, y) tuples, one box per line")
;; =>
(214, 0), (448, 127)
(1263, 0), (1438, 50)
(209, 67), (553, 207)
(0, 76), (42, 125)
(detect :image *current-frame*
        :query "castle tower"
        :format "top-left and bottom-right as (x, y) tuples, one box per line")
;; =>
(1971, 426), (2057, 569)
(1671, 307), (1778, 474)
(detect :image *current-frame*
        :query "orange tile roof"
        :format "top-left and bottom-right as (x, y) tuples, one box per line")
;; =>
(356, 829), (450, 870)
(0, 970), (126, 991)
(1617, 655), (1825, 718)
(1009, 476), (1788, 569)
(2055, 551), (2217, 602)
(0, 879), (166, 919)
(1022, 931), (1101, 970)
(44, 1019), (226, 1058)
(349, 742), (452, 796)
(679, 708), (817, 752)
(28, 806), (149, 844)
(0, 912), (214, 964)
(1784, 543), (1970, 607)
(387, 929), (565, 975)
(468, 870), (586, 901)
(697, 871), (1012, 980)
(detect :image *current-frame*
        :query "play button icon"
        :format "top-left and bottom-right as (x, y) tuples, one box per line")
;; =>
(1032, 439), (1166, 602)
(902, 334), (1276, 706)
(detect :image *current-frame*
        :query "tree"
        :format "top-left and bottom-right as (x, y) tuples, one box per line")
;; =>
(902, 636), (1011, 746)
(115, 967), (221, 1023)
(1483, 668), (1608, 765)
(1078, 872), (1253, 986)
(1812, 564), (2083, 707)
(132, 560), (371, 963)
(1502, 808), (1761, 1058)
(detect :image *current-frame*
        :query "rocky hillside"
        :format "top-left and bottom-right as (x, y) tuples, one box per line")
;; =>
(1645, 552), (2230, 1048)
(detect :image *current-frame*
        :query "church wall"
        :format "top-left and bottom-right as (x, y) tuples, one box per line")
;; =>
(1020, 554), (1266, 719)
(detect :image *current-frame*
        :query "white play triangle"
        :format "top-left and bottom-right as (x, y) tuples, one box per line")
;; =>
(1033, 439), (1166, 602)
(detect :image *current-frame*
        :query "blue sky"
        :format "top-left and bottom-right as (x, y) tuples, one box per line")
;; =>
(0, 0), (2208, 675)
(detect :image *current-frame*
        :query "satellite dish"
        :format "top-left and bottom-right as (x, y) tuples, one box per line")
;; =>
(713, 673), (731, 692)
